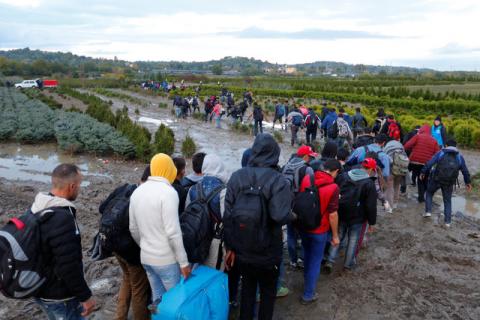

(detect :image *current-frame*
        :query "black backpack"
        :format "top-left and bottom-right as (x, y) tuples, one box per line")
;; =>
(0, 208), (54, 299)
(328, 121), (338, 139)
(433, 152), (461, 186)
(307, 113), (317, 129)
(338, 175), (363, 222)
(223, 176), (271, 255)
(293, 174), (321, 230)
(89, 184), (139, 264)
(180, 184), (225, 264)
(253, 107), (264, 121)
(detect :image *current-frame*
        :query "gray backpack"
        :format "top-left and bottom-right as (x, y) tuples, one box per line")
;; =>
(282, 157), (308, 193)
(391, 151), (409, 176)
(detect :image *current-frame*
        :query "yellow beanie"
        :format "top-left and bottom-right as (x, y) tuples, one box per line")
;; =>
(150, 153), (177, 184)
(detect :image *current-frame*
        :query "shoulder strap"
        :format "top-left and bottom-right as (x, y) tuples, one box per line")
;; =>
(205, 184), (225, 204)
(196, 183), (206, 201)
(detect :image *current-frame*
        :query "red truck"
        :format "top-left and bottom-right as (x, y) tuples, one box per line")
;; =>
(42, 79), (58, 88)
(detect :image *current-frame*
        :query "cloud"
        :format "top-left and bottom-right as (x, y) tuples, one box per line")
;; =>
(433, 43), (480, 55)
(0, 0), (41, 8)
(218, 27), (395, 40)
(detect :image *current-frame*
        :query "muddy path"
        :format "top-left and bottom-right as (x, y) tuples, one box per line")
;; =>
(1, 89), (480, 319)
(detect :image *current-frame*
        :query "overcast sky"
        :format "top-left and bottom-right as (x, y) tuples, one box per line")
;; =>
(1, 0), (479, 71)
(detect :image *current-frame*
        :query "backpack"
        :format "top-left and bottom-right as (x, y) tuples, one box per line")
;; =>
(90, 184), (138, 263)
(282, 157), (308, 193)
(387, 121), (401, 141)
(276, 105), (285, 117)
(180, 184), (225, 264)
(328, 121), (338, 139)
(391, 151), (409, 176)
(293, 174), (321, 230)
(433, 152), (461, 186)
(338, 176), (363, 221)
(0, 208), (54, 299)
(223, 176), (271, 255)
(336, 118), (350, 138)
(253, 107), (263, 121)
(364, 146), (385, 169)
(306, 113), (317, 129)
(292, 115), (303, 127)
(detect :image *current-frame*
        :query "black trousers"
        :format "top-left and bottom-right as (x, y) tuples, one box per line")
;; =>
(306, 127), (317, 144)
(239, 261), (279, 320)
(409, 163), (427, 202)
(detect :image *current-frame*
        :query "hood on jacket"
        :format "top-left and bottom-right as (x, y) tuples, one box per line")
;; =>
(202, 154), (229, 183)
(314, 170), (335, 188)
(241, 148), (253, 168)
(248, 133), (280, 168)
(184, 173), (203, 183)
(348, 168), (371, 182)
(150, 153), (177, 184)
(31, 192), (76, 214)
(418, 124), (431, 135)
(444, 146), (459, 153)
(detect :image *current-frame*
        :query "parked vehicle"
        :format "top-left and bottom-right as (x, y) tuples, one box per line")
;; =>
(15, 80), (38, 89)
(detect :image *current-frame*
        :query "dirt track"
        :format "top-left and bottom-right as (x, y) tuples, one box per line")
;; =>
(1, 89), (480, 319)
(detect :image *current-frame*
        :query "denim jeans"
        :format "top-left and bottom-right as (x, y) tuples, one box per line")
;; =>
(35, 298), (83, 320)
(143, 263), (181, 302)
(254, 120), (263, 136)
(300, 232), (328, 300)
(425, 180), (454, 223)
(327, 222), (364, 269)
(287, 223), (303, 264)
(215, 115), (222, 128)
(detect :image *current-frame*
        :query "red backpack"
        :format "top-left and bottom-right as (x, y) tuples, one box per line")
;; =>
(387, 120), (401, 141)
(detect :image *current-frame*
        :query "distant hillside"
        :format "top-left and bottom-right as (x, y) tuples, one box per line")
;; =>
(0, 47), (461, 77)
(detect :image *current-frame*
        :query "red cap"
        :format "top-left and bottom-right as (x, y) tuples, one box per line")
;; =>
(362, 158), (377, 170)
(297, 145), (318, 158)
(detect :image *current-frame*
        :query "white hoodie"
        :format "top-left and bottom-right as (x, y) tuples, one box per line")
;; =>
(129, 176), (189, 268)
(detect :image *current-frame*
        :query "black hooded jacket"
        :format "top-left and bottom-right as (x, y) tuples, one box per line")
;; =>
(224, 134), (292, 267)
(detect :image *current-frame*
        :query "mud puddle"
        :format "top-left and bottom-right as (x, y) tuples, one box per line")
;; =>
(0, 143), (112, 186)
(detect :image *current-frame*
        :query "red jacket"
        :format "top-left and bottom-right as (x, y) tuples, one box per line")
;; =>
(299, 171), (339, 234)
(404, 125), (440, 164)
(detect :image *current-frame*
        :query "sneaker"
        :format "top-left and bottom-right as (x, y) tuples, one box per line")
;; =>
(297, 259), (304, 269)
(276, 286), (289, 298)
(323, 262), (333, 274)
(289, 261), (298, 269)
(423, 212), (432, 218)
(384, 201), (393, 214)
(444, 223), (451, 228)
(393, 203), (398, 210)
(300, 293), (319, 305)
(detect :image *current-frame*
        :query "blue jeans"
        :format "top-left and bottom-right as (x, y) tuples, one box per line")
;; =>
(426, 180), (454, 223)
(143, 263), (181, 302)
(327, 222), (363, 269)
(300, 232), (328, 300)
(35, 298), (83, 320)
(215, 115), (222, 128)
(287, 223), (303, 264)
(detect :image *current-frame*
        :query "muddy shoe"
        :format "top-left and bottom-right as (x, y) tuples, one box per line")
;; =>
(384, 201), (393, 214)
(323, 262), (333, 274)
(276, 286), (289, 298)
(300, 293), (319, 305)
(423, 212), (432, 218)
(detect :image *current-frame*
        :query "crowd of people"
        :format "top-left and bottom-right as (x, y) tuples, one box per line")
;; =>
(2, 84), (473, 320)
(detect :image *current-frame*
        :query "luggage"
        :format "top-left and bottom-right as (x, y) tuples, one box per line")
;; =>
(153, 265), (229, 320)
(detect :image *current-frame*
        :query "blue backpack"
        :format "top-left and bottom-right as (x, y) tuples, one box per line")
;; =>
(292, 115), (303, 126)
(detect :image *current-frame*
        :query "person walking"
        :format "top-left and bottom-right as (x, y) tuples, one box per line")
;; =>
(213, 102), (223, 128)
(298, 159), (341, 304)
(287, 107), (304, 147)
(172, 157), (188, 215)
(180, 152), (206, 190)
(31, 164), (96, 319)
(129, 154), (191, 305)
(224, 133), (293, 320)
(383, 139), (409, 211)
(249, 103), (265, 136)
(404, 125), (440, 203)
(272, 101), (286, 130)
(421, 139), (472, 227)
(352, 107), (368, 137)
(324, 158), (377, 272)
(304, 108), (321, 144)
(431, 116), (447, 148)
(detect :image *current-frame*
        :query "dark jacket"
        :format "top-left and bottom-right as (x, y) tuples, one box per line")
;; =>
(224, 134), (292, 267)
(421, 147), (471, 185)
(404, 125), (440, 164)
(338, 169), (377, 226)
(31, 193), (92, 302)
(172, 179), (187, 214)
(352, 112), (368, 129)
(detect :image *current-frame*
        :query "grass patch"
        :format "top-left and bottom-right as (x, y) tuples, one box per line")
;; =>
(273, 130), (284, 143)
(181, 133), (197, 158)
